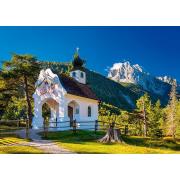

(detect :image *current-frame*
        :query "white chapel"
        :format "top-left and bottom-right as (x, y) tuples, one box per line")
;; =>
(32, 52), (99, 129)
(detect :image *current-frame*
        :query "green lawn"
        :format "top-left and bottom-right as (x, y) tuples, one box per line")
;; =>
(43, 130), (180, 154)
(0, 136), (43, 154)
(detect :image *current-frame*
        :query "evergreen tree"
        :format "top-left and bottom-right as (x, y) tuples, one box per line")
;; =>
(165, 81), (177, 140)
(2, 97), (27, 120)
(174, 100), (180, 138)
(128, 110), (144, 136)
(0, 54), (41, 126)
(148, 100), (163, 138)
(136, 93), (151, 137)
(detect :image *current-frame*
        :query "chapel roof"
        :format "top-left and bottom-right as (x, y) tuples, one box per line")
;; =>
(59, 74), (99, 101)
(71, 49), (86, 72)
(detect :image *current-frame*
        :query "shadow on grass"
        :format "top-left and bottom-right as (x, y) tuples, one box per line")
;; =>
(123, 136), (180, 151)
(41, 130), (180, 152)
(40, 130), (105, 145)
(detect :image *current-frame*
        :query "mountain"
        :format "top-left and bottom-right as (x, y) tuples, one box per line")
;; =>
(157, 76), (180, 91)
(108, 61), (172, 97)
(157, 76), (176, 85)
(108, 61), (145, 83)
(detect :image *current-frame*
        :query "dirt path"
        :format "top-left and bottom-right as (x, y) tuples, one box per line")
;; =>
(14, 129), (74, 154)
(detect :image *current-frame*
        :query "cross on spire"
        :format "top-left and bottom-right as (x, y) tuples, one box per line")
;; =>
(76, 47), (79, 54)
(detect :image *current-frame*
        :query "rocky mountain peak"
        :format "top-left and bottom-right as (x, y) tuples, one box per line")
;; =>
(108, 61), (171, 96)
(156, 76), (176, 85)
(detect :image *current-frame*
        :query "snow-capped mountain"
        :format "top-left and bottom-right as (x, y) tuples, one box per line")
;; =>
(157, 76), (180, 92)
(108, 61), (172, 96)
(156, 76), (177, 85)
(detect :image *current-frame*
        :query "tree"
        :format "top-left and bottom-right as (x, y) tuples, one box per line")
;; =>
(0, 54), (41, 126)
(136, 93), (151, 137)
(148, 100), (163, 138)
(175, 100), (180, 138)
(165, 81), (178, 140)
(98, 102), (121, 116)
(2, 97), (27, 120)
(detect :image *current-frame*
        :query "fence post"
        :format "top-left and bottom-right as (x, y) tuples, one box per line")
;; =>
(95, 120), (98, 133)
(17, 120), (19, 128)
(56, 118), (57, 127)
(26, 119), (29, 139)
(125, 125), (128, 135)
(73, 119), (76, 134)
(44, 119), (48, 138)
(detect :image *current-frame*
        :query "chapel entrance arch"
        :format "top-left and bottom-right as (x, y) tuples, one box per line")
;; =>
(68, 100), (80, 127)
(41, 98), (59, 127)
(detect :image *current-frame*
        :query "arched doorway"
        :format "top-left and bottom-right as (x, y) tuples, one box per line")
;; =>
(68, 101), (80, 127)
(42, 98), (59, 128)
(42, 103), (51, 126)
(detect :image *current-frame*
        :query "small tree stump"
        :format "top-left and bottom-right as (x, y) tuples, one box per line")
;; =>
(98, 127), (124, 143)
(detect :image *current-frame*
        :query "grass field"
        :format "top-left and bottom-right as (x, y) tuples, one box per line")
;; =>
(43, 130), (180, 154)
(0, 136), (43, 154)
(0, 125), (43, 154)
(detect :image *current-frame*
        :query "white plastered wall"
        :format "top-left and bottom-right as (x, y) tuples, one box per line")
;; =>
(64, 94), (99, 129)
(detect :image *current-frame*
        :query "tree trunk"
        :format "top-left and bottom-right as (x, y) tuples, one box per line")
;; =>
(142, 100), (147, 137)
(143, 118), (147, 137)
(172, 121), (176, 141)
(98, 123), (124, 143)
(24, 75), (32, 127)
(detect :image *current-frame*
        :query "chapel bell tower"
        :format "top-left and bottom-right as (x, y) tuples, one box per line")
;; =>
(70, 48), (86, 84)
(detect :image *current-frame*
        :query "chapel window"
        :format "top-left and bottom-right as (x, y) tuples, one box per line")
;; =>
(88, 106), (91, 117)
(72, 72), (76, 77)
(80, 72), (84, 78)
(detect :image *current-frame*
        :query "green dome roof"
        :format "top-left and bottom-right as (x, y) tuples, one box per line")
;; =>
(72, 50), (85, 68)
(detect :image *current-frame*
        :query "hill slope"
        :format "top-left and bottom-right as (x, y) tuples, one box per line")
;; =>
(40, 61), (171, 110)
(85, 69), (138, 110)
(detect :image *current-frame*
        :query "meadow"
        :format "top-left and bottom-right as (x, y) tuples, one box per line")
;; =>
(43, 130), (180, 154)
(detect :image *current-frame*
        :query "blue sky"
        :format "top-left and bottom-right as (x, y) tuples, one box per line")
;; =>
(0, 26), (179, 81)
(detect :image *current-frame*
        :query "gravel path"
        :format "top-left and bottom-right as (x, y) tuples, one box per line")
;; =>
(14, 129), (74, 154)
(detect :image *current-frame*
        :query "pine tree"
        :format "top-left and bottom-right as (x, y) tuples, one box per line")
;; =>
(148, 100), (163, 138)
(165, 81), (177, 140)
(0, 54), (41, 126)
(175, 100), (180, 138)
(136, 93), (151, 137)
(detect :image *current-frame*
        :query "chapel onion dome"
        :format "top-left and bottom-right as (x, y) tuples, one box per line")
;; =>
(72, 50), (86, 71)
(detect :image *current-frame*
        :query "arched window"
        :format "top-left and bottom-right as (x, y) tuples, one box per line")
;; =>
(88, 106), (91, 117)
(80, 72), (84, 78)
(72, 72), (76, 77)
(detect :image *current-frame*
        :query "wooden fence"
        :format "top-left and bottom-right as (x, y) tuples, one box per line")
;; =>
(0, 119), (29, 129)
(0, 119), (30, 138)
(0, 119), (130, 138)
(43, 119), (129, 136)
